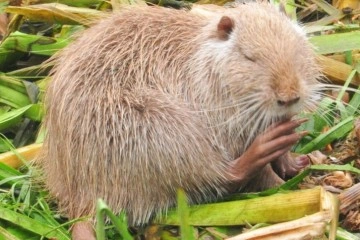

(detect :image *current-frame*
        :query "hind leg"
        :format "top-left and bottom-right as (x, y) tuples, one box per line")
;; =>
(243, 164), (284, 191)
(272, 152), (310, 178)
(71, 221), (96, 240)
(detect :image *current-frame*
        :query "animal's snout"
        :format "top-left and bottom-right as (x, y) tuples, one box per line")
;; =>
(277, 96), (300, 107)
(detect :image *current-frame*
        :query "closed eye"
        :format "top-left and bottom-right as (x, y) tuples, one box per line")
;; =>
(244, 55), (256, 62)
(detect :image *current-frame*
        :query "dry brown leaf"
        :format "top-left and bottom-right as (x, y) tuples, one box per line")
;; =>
(331, 118), (360, 163)
(334, 0), (360, 13)
(297, 4), (318, 21)
(339, 183), (360, 214)
(144, 225), (162, 240)
(323, 171), (353, 189)
(316, 55), (360, 86)
(341, 210), (360, 231)
(226, 212), (331, 240)
(307, 150), (328, 165)
(0, 14), (8, 38)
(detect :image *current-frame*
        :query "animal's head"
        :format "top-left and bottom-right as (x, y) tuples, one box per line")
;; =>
(194, 3), (323, 129)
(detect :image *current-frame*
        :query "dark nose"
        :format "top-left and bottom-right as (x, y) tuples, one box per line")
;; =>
(277, 97), (300, 107)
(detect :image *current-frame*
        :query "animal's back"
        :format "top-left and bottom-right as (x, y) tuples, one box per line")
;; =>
(42, 7), (228, 225)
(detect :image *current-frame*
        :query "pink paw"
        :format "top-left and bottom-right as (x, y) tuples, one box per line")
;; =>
(273, 153), (310, 178)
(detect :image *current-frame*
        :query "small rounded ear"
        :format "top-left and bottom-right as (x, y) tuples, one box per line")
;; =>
(217, 16), (234, 41)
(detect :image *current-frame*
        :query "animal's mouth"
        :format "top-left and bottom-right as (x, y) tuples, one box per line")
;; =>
(277, 112), (300, 123)
(274, 100), (303, 120)
(279, 115), (291, 121)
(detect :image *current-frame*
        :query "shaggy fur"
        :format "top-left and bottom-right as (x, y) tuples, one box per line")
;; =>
(42, 3), (322, 225)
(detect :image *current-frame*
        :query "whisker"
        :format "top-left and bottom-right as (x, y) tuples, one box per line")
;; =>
(311, 83), (360, 94)
(303, 97), (350, 126)
(193, 94), (262, 113)
(313, 92), (360, 114)
(210, 102), (263, 129)
(244, 108), (268, 147)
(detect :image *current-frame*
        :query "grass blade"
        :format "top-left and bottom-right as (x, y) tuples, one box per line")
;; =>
(0, 225), (21, 240)
(1, 31), (70, 56)
(0, 206), (70, 240)
(298, 116), (354, 154)
(310, 0), (340, 15)
(336, 227), (360, 240)
(177, 189), (195, 240)
(0, 85), (30, 109)
(310, 164), (360, 175)
(310, 31), (360, 54)
(0, 105), (33, 131)
(0, 74), (27, 95)
(96, 199), (133, 240)
(24, 104), (44, 122)
(0, 162), (22, 187)
(37, 0), (102, 8)
(335, 69), (357, 119)
(346, 76), (360, 116)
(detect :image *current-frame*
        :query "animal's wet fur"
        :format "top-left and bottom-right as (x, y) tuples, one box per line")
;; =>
(41, 3), (322, 225)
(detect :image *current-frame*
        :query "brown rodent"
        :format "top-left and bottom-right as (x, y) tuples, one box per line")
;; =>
(41, 2), (321, 237)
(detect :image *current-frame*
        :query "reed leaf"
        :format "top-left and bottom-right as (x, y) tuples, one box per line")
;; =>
(336, 227), (360, 240)
(177, 189), (195, 240)
(156, 188), (325, 226)
(0, 206), (70, 240)
(298, 116), (354, 154)
(0, 143), (42, 169)
(96, 199), (133, 240)
(0, 105), (33, 131)
(310, 164), (360, 175)
(5, 3), (102, 26)
(0, 225), (21, 240)
(0, 85), (30, 109)
(310, 31), (360, 54)
(5, 63), (52, 79)
(36, 0), (102, 8)
(0, 74), (29, 94)
(0, 162), (22, 187)
(0, 31), (70, 56)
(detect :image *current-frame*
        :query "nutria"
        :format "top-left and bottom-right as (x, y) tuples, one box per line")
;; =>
(41, 2), (322, 238)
